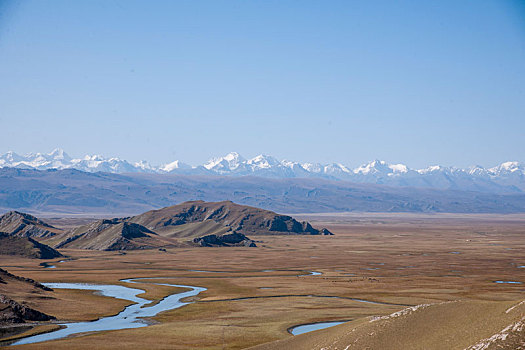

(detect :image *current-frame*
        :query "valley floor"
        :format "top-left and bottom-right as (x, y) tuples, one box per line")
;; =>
(2, 213), (525, 349)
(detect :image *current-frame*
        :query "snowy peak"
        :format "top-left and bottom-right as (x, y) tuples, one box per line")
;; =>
(389, 163), (408, 173)
(355, 160), (390, 175)
(160, 160), (191, 173)
(204, 152), (247, 172)
(354, 160), (408, 176)
(302, 162), (351, 175)
(0, 149), (72, 169)
(467, 165), (486, 176)
(417, 165), (450, 174)
(134, 160), (157, 172)
(0, 151), (24, 163)
(247, 155), (280, 169)
(325, 163), (352, 174)
(489, 161), (524, 175)
(48, 148), (71, 161)
(0, 150), (523, 192)
(69, 155), (137, 173)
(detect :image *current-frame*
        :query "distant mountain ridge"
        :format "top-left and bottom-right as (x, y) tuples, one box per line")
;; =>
(1, 149), (524, 193)
(0, 168), (524, 215)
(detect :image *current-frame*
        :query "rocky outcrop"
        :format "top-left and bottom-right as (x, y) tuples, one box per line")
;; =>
(0, 233), (63, 259)
(0, 211), (62, 239)
(193, 231), (256, 247)
(0, 294), (55, 324)
(267, 216), (333, 235)
(319, 228), (333, 235)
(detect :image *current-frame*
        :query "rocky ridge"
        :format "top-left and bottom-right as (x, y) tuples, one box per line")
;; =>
(0, 211), (62, 239)
(0, 201), (332, 252)
(128, 200), (333, 236)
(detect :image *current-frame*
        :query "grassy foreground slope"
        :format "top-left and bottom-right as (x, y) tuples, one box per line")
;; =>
(250, 299), (525, 350)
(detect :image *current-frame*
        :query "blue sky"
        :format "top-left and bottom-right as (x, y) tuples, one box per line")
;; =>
(0, 0), (524, 168)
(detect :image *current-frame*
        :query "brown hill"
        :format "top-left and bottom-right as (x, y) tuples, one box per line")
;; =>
(0, 268), (53, 292)
(128, 200), (333, 237)
(0, 211), (63, 239)
(55, 218), (257, 250)
(0, 268), (55, 326)
(55, 218), (174, 251)
(3, 201), (329, 251)
(0, 233), (62, 259)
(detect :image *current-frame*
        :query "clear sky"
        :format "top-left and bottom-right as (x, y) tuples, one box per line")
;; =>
(0, 0), (524, 168)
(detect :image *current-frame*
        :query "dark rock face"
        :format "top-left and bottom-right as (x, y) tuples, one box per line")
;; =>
(267, 216), (324, 235)
(319, 228), (334, 235)
(193, 231), (256, 247)
(0, 233), (63, 259)
(104, 237), (148, 251)
(120, 222), (155, 239)
(0, 294), (55, 324)
(26, 237), (63, 259)
(102, 222), (158, 251)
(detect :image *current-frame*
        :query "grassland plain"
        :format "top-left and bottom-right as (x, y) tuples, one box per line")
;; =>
(2, 213), (525, 349)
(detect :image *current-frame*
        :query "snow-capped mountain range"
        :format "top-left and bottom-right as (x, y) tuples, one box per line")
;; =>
(1, 149), (524, 192)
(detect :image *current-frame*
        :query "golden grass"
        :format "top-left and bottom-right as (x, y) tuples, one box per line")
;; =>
(0, 325), (62, 343)
(2, 213), (525, 349)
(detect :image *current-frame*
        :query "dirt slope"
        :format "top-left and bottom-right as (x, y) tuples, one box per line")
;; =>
(250, 299), (525, 350)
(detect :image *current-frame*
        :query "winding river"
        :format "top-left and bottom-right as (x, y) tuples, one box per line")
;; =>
(11, 278), (206, 346)
(9, 269), (379, 345)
